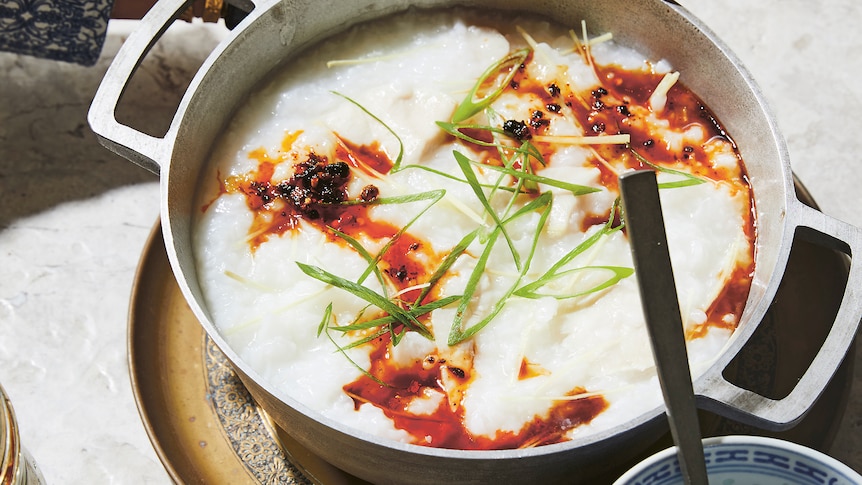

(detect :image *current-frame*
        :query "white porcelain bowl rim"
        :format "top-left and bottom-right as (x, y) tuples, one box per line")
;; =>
(613, 435), (862, 485)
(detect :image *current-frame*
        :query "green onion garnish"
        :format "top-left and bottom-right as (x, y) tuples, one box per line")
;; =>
(331, 90), (405, 171)
(448, 191), (553, 345)
(514, 265), (634, 299)
(317, 303), (388, 387)
(297, 262), (433, 340)
(629, 145), (707, 188)
(451, 48), (531, 123)
(514, 199), (631, 299)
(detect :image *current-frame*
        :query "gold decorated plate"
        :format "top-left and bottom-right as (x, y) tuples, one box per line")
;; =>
(128, 180), (853, 484)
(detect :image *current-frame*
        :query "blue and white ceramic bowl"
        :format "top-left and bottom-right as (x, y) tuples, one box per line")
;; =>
(613, 435), (862, 485)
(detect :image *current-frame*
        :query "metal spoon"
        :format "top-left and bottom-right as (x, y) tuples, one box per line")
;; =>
(619, 170), (709, 485)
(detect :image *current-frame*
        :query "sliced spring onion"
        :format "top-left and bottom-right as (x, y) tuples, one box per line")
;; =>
(454, 150), (522, 270)
(297, 262), (433, 340)
(317, 303), (389, 387)
(514, 265), (633, 299)
(331, 90), (404, 171)
(629, 146), (707, 188)
(451, 48), (531, 123)
(332, 295), (462, 333)
(448, 192), (553, 345)
(473, 159), (600, 196)
(514, 199), (630, 299)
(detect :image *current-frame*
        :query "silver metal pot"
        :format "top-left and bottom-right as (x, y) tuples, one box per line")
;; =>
(89, 0), (862, 483)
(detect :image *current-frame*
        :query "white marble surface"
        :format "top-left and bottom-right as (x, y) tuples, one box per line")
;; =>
(0, 1), (860, 483)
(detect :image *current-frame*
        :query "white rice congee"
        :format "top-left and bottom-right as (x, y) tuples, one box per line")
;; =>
(193, 8), (754, 449)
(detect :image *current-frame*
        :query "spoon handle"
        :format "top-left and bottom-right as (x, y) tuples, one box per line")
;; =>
(620, 170), (709, 485)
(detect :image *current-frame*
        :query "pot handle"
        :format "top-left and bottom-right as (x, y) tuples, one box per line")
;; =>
(697, 200), (862, 430)
(87, 0), (200, 175)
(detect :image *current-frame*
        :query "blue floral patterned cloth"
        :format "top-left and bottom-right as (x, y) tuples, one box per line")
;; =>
(0, 0), (113, 65)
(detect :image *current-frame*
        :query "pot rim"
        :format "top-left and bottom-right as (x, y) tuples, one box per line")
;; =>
(161, 0), (780, 457)
(162, 0), (843, 452)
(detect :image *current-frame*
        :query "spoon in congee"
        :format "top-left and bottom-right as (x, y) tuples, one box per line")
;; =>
(619, 170), (709, 485)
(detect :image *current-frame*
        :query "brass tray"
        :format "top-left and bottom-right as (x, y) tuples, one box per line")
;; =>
(128, 182), (853, 484)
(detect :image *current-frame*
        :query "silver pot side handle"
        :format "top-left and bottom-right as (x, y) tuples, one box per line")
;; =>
(87, 0), (200, 175)
(697, 200), (862, 431)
